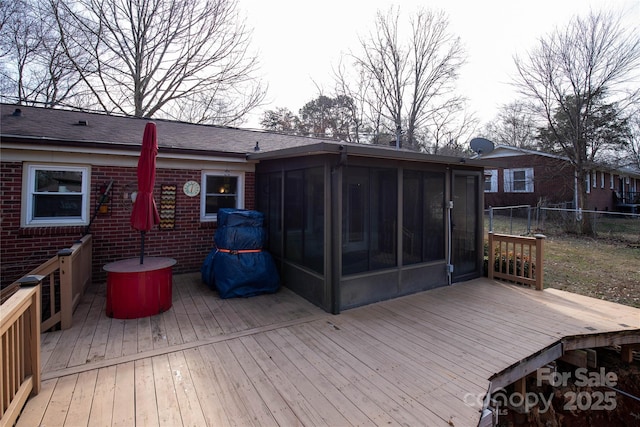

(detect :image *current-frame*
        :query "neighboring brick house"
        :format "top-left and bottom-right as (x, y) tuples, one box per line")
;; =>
(1, 103), (487, 313)
(477, 145), (640, 212)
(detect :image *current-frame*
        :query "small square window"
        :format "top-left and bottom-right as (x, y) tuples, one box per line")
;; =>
(201, 171), (244, 221)
(512, 170), (526, 192)
(504, 168), (533, 193)
(484, 170), (497, 193)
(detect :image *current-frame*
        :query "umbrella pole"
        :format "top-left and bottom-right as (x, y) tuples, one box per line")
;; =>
(140, 231), (145, 264)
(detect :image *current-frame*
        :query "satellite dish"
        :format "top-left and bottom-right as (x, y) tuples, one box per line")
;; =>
(470, 137), (495, 156)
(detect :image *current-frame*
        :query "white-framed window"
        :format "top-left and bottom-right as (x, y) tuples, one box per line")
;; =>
(592, 171), (597, 188)
(600, 171), (605, 188)
(504, 168), (533, 193)
(586, 172), (590, 194)
(23, 164), (90, 226)
(484, 169), (498, 193)
(200, 170), (244, 221)
(610, 174), (615, 189)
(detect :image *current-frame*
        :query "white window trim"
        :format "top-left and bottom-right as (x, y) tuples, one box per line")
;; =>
(610, 174), (614, 189)
(484, 169), (498, 193)
(586, 172), (590, 194)
(22, 163), (91, 227)
(592, 171), (597, 188)
(600, 171), (605, 188)
(503, 168), (534, 193)
(200, 170), (244, 222)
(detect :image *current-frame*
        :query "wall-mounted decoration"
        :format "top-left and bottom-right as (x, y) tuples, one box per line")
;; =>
(183, 180), (200, 197)
(95, 181), (114, 215)
(160, 184), (176, 229)
(121, 182), (138, 213)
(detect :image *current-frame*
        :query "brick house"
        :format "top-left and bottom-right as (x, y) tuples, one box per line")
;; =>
(1, 103), (487, 313)
(477, 145), (640, 212)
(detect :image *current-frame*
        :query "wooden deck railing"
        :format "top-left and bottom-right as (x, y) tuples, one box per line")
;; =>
(488, 232), (545, 290)
(0, 284), (41, 427)
(57, 235), (93, 330)
(0, 235), (92, 426)
(24, 234), (93, 332)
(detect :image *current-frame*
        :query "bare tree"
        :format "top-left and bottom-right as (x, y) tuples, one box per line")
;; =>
(333, 58), (387, 144)
(344, 6), (465, 150)
(426, 103), (478, 155)
(513, 9), (640, 231)
(626, 108), (640, 170)
(52, 0), (265, 124)
(483, 101), (538, 149)
(0, 0), (83, 106)
(331, 60), (369, 143)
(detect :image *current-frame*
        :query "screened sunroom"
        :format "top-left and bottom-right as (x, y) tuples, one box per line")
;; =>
(251, 142), (485, 313)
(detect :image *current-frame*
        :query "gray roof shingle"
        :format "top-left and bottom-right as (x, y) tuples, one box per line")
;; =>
(1, 103), (336, 155)
(1, 103), (490, 168)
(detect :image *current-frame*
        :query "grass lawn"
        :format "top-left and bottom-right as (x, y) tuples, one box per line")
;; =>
(544, 235), (640, 308)
(486, 214), (640, 308)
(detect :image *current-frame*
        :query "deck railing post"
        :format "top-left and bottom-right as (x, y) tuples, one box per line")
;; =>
(534, 234), (546, 291)
(488, 207), (494, 233)
(488, 232), (495, 280)
(26, 285), (41, 395)
(58, 248), (74, 329)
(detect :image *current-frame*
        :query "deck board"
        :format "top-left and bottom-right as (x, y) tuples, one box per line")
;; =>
(41, 374), (77, 426)
(133, 358), (159, 426)
(112, 361), (135, 427)
(181, 347), (231, 427)
(213, 341), (279, 426)
(272, 327), (377, 426)
(120, 317), (139, 357)
(64, 369), (97, 426)
(17, 273), (640, 427)
(262, 329), (372, 426)
(296, 321), (439, 426)
(167, 351), (209, 427)
(202, 343), (257, 427)
(251, 332), (352, 426)
(88, 365), (116, 427)
(151, 354), (183, 427)
(15, 378), (57, 427)
(311, 319), (468, 426)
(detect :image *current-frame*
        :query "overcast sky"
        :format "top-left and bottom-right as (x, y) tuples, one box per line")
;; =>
(239, 0), (639, 129)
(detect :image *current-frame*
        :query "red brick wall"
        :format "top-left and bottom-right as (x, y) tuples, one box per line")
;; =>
(0, 161), (255, 287)
(483, 155), (638, 211)
(484, 155), (574, 207)
(587, 171), (615, 211)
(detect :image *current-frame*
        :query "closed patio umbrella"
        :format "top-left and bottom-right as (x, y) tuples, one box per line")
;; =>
(131, 122), (160, 264)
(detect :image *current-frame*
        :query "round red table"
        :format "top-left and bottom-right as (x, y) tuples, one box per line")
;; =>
(104, 257), (176, 319)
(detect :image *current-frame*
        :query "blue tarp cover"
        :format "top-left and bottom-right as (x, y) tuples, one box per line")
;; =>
(214, 226), (265, 250)
(217, 208), (264, 228)
(202, 251), (280, 298)
(201, 209), (279, 298)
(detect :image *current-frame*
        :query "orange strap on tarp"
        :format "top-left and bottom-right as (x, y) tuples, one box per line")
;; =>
(216, 248), (262, 255)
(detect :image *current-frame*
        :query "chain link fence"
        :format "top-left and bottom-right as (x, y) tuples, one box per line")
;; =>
(486, 205), (640, 245)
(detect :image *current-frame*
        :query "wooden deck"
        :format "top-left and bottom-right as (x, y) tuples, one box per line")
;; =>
(16, 273), (640, 427)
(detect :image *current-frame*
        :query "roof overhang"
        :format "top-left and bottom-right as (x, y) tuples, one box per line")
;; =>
(1, 134), (248, 161)
(248, 141), (488, 168)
